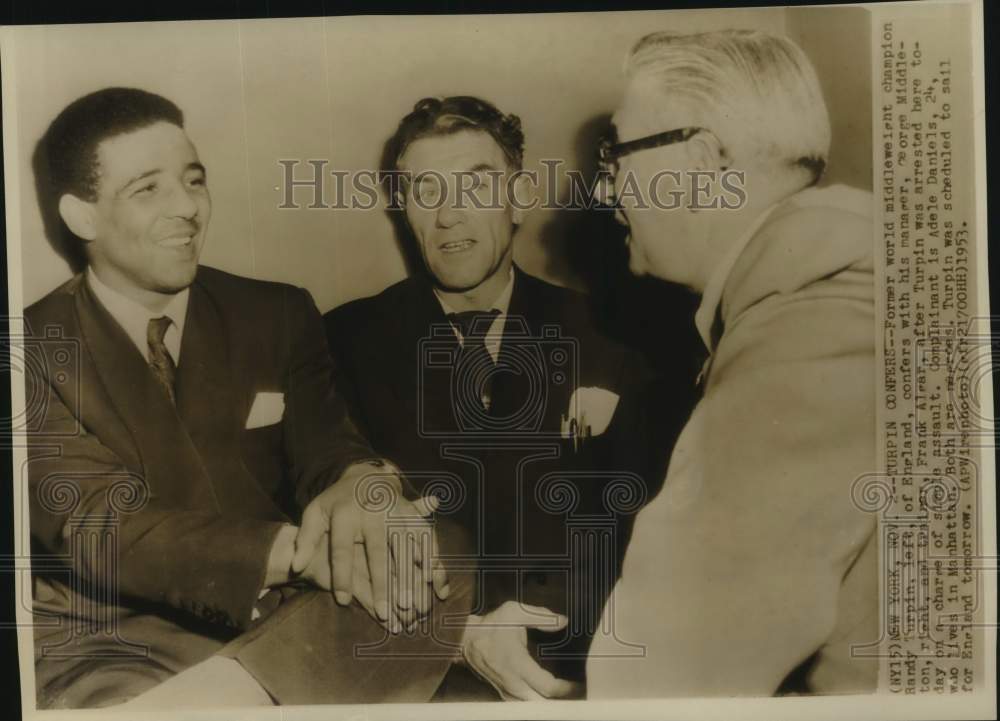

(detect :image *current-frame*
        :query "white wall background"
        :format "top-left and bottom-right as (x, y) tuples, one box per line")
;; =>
(6, 8), (870, 311)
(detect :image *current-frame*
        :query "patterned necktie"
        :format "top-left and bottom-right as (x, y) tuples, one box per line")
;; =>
(147, 315), (176, 404)
(448, 309), (501, 411)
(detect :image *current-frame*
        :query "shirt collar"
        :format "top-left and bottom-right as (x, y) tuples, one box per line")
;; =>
(433, 266), (515, 320)
(693, 202), (779, 353)
(86, 267), (190, 362)
(433, 268), (514, 364)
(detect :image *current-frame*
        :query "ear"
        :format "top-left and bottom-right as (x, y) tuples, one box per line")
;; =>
(509, 172), (532, 225)
(686, 130), (728, 172)
(684, 131), (733, 215)
(58, 194), (98, 241)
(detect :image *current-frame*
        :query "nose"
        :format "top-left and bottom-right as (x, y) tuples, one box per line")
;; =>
(435, 199), (463, 228)
(168, 181), (200, 220)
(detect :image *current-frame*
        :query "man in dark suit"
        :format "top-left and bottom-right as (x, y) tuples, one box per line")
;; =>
(25, 87), (445, 708)
(324, 96), (674, 700)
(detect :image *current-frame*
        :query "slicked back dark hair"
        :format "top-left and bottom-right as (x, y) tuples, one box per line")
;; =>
(384, 95), (525, 176)
(42, 87), (185, 202)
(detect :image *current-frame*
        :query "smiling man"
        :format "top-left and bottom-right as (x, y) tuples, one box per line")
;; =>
(25, 87), (444, 708)
(586, 30), (877, 696)
(323, 96), (682, 701)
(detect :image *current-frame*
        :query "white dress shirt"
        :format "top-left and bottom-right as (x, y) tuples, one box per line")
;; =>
(433, 267), (514, 363)
(86, 267), (189, 365)
(433, 268), (514, 410)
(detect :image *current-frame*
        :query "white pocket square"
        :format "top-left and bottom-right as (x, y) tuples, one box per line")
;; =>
(560, 386), (620, 441)
(245, 392), (285, 429)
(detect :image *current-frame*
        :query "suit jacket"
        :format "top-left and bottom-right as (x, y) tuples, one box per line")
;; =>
(26, 265), (374, 707)
(324, 265), (678, 684)
(587, 185), (878, 696)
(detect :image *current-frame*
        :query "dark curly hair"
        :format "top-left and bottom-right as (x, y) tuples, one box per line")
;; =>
(32, 87), (185, 270)
(383, 96), (524, 176)
(38, 87), (185, 203)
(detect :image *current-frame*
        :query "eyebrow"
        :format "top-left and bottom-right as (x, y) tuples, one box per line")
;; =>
(116, 161), (207, 196)
(116, 169), (161, 196)
(412, 163), (501, 181)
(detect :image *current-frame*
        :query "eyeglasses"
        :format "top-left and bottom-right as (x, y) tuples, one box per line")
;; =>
(596, 126), (704, 207)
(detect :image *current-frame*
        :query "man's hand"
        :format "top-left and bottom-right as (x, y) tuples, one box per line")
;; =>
(290, 461), (449, 631)
(264, 524), (298, 588)
(461, 601), (581, 700)
(263, 523), (427, 632)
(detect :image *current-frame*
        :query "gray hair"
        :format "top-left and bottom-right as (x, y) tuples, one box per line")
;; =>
(625, 29), (831, 185)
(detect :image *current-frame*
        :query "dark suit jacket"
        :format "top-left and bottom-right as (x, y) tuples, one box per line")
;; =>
(26, 265), (375, 707)
(324, 266), (670, 684)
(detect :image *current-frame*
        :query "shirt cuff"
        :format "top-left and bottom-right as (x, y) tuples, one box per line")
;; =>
(251, 588), (270, 621)
(252, 523), (296, 621)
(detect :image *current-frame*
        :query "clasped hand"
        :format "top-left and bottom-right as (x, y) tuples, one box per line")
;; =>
(284, 461), (449, 632)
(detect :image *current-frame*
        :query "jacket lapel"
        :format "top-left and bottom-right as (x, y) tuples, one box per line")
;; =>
(174, 280), (244, 466)
(490, 267), (544, 427)
(174, 279), (288, 520)
(76, 278), (218, 511)
(392, 277), (462, 436)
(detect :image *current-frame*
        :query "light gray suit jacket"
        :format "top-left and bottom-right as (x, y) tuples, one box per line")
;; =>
(587, 185), (878, 696)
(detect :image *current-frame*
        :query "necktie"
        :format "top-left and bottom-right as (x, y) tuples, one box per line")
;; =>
(147, 315), (176, 404)
(448, 309), (501, 412)
(694, 309), (724, 398)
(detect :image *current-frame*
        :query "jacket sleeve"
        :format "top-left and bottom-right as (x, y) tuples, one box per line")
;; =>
(281, 287), (379, 511)
(320, 299), (423, 502)
(586, 287), (877, 696)
(27, 373), (286, 631)
(322, 304), (371, 440)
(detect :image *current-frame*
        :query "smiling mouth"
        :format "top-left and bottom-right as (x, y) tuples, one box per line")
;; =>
(158, 234), (196, 249)
(439, 239), (475, 253)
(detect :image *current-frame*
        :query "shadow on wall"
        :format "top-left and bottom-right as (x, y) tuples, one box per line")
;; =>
(536, 113), (704, 389)
(32, 127), (88, 276)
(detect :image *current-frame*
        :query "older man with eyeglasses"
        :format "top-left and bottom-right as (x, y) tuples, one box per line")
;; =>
(586, 29), (878, 696)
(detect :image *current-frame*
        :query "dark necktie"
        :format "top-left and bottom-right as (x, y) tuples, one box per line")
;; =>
(448, 309), (501, 412)
(694, 309), (724, 398)
(147, 315), (176, 404)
